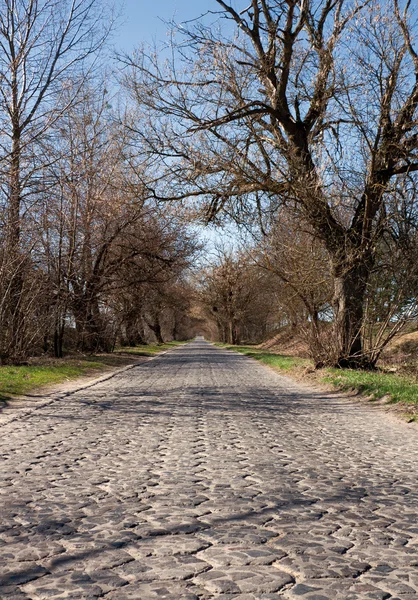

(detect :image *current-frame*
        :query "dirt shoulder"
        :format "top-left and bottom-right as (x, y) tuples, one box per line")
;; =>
(284, 364), (418, 424)
(0, 354), (149, 427)
(216, 342), (418, 424)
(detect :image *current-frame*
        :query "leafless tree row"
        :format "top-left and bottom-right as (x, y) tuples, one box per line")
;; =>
(197, 210), (418, 366)
(196, 248), (279, 345)
(0, 1), (199, 362)
(1, 0), (418, 367)
(127, 0), (418, 368)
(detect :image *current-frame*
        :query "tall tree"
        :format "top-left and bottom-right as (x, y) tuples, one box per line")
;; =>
(0, 0), (109, 361)
(198, 250), (269, 345)
(127, 0), (418, 368)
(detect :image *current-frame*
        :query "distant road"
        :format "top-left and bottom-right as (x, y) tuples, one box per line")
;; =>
(1, 339), (417, 599)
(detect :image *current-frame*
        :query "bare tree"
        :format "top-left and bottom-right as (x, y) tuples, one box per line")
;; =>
(113, 217), (200, 346)
(0, 0), (110, 361)
(256, 215), (332, 325)
(127, 0), (418, 368)
(39, 81), (156, 353)
(198, 249), (272, 344)
(361, 181), (418, 364)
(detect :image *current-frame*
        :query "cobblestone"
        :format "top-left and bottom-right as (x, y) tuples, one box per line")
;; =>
(0, 339), (418, 598)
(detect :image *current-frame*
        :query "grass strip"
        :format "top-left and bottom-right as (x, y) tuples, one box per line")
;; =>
(218, 343), (417, 406)
(216, 343), (309, 371)
(0, 341), (187, 402)
(0, 360), (108, 400)
(324, 369), (418, 405)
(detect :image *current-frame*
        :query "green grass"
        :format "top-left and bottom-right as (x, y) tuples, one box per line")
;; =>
(0, 360), (108, 400)
(0, 341), (188, 403)
(219, 343), (418, 406)
(217, 344), (309, 371)
(115, 341), (188, 356)
(324, 369), (418, 405)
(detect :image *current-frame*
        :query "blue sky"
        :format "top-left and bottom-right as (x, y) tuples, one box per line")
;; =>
(114, 0), (238, 251)
(116, 0), (210, 52)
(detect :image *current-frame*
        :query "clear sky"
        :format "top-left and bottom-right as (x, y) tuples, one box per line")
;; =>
(116, 0), (210, 53)
(114, 0), (237, 251)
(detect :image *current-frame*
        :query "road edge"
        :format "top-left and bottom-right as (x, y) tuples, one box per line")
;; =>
(0, 347), (181, 428)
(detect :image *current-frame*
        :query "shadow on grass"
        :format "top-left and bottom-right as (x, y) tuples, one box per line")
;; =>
(80, 355), (141, 367)
(115, 341), (188, 358)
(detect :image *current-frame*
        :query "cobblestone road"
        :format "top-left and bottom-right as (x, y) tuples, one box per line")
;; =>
(1, 339), (418, 600)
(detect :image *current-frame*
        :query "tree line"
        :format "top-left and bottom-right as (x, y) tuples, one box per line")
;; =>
(127, 0), (418, 369)
(0, 0), (199, 363)
(1, 0), (417, 369)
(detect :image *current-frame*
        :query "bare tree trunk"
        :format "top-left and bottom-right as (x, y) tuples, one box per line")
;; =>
(231, 323), (239, 345)
(8, 130), (21, 253)
(172, 312), (178, 341)
(124, 315), (146, 346)
(153, 320), (164, 345)
(227, 319), (234, 345)
(145, 313), (165, 345)
(332, 260), (371, 369)
(3, 123), (25, 360)
(54, 323), (65, 358)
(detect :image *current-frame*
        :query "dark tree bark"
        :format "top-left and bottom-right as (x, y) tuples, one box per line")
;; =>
(147, 318), (164, 345)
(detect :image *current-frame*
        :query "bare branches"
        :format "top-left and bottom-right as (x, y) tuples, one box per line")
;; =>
(124, 0), (418, 367)
(0, 0), (112, 361)
(394, 0), (418, 71)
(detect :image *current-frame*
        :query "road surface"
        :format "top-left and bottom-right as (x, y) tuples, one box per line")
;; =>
(1, 339), (418, 599)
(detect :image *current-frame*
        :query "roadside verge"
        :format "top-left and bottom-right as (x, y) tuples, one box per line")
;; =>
(216, 343), (418, 422)
(0, 342), (186, 427)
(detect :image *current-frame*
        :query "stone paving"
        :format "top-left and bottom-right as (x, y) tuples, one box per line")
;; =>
(1, 339), (418, 599)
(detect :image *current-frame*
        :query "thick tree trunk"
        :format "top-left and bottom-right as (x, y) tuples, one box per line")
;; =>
(124, 319), (146, 346)
(146, 315), (164, 345)
(227, 319), (234, 345)
(73, 294), (109, 353)
(231, 323), (239, 345)
(54, 320), (65, 358)
(54, 329), (63, 358)
(172, 313), (178, 341)
(332, 260), (372, 369)
(220, 323), (225, 343)
(1, 129), (25, 362)
(153, 321), (164, 345)
(217, 321), (226, 343)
